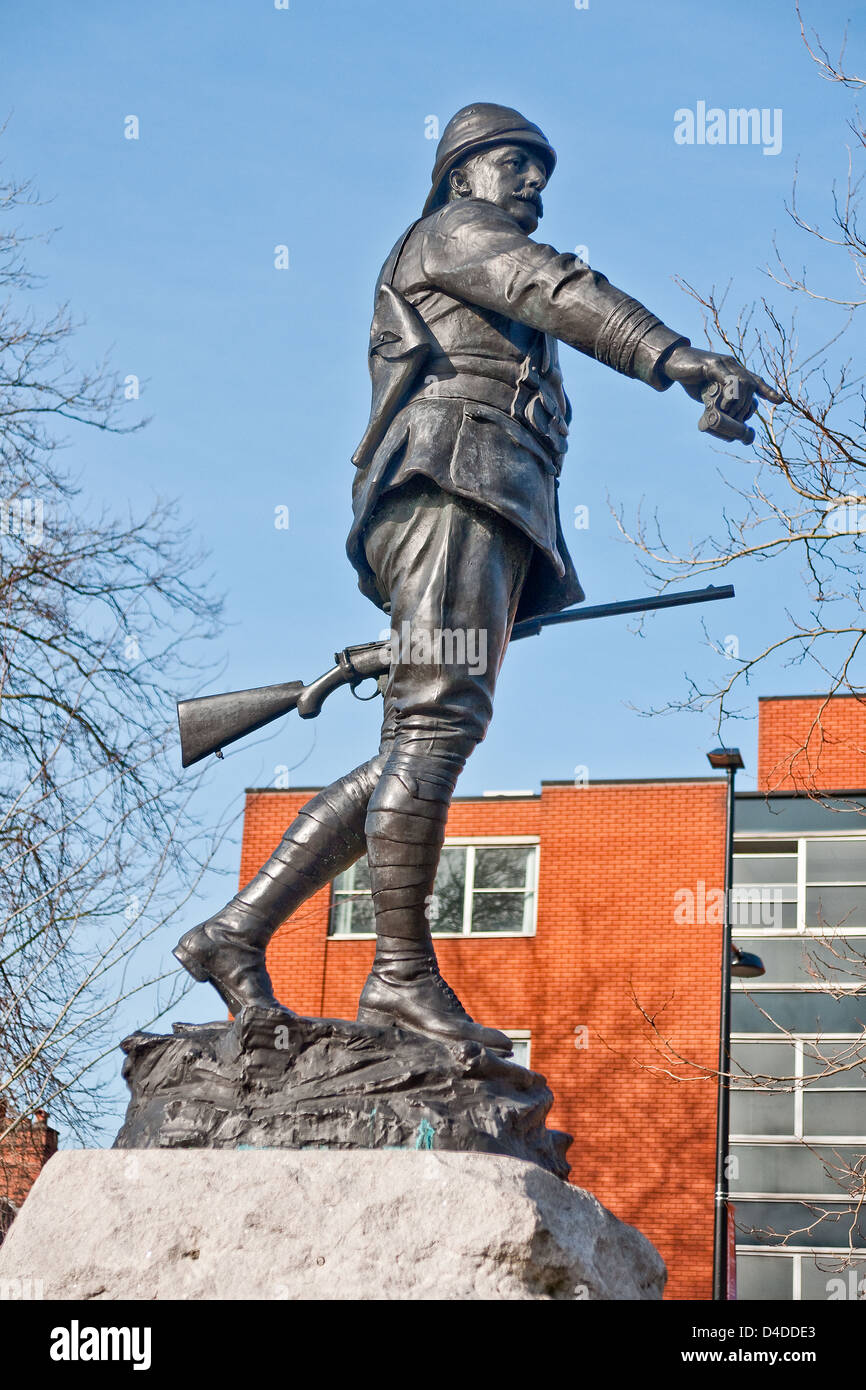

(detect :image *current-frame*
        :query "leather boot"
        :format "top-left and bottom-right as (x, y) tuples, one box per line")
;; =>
(174, 755), (385, 1015)
(357, 755), (513, 1055)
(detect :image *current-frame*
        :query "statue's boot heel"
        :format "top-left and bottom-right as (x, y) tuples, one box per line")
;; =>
(172, 937), (209, 982)
(173, 920), (288, 1016)
(356, 1003), (399, 1030)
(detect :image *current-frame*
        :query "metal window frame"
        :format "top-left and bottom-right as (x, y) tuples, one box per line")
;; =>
(726, 831), (866, 1295)
(733, 1246), (866, 1303)
(734, 833), (866, 932)
(730, 1032), (866, 1144)
(732, 833), (866, 1030)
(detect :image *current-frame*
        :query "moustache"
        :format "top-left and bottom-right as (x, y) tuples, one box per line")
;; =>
(514, 191), (543, 215)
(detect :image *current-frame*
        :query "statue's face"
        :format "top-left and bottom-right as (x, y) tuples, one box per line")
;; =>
(449, 143), (548, 233)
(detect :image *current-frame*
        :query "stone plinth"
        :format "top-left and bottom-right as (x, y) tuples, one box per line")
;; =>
(0, 1149), (666, 1300)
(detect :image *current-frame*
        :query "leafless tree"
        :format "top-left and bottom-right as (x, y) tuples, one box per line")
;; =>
(613, 15), (866, 1274)
(0, 141), (232, 1167)
(613, 5), (866, 792)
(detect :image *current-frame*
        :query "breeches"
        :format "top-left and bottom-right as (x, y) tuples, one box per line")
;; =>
(365, 474), (533, 769)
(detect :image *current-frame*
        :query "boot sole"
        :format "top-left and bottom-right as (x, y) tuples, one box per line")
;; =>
(173, 941), (295, 1019)
(357, 1005), (512, 1056)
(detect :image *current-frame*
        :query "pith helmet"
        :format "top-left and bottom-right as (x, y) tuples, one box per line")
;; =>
(423, 103), (557, 216)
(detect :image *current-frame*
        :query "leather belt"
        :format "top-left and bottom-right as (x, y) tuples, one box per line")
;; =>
(415, 362), (569, 462)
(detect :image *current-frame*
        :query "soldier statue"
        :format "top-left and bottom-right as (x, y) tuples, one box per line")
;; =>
(173, 103), (780, 1054)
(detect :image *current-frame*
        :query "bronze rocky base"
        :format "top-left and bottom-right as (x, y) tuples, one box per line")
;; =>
(113, 1007), (571, 1180)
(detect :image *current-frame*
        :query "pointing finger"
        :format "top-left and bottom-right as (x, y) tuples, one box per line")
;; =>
(754, 375), (784, 404)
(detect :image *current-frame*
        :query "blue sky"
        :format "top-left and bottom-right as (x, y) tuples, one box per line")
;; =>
(4, 1), (865, 1113)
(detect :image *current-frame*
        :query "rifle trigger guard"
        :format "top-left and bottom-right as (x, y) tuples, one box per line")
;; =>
(350, 678), (381, 702)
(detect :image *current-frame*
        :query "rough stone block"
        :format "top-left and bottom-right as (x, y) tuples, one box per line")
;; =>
(0, 1149), (666, 1300)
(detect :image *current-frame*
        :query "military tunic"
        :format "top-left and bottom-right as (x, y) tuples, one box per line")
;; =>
(348, 197), (689, 623)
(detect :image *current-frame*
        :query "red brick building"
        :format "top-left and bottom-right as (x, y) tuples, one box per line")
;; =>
(0, 1107), (58, 1242)
(244, 693), (866, 1301)
(758, 693), (866, 793)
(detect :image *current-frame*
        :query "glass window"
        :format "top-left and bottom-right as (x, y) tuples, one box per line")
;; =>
(736, 1249), (866, 1300)
(803, 1091), (866, 1137)
(733, 936), (864, 986)
(329, 859), (374, 935)
(733, 835), (866, 933)
(735, 1253), (793, 1299)
(806, 839), (866, 884)
(733, 855), (797, 886)
(730, 1090), (795, 1135)
(471, 846), (535, 933)
(732, 993), (866, 1034)
(731, 833), (866, 1297)
(798, 936), (866, 985)
(805, 886), (866, 931)
(735, 840), (799, 856)
(474, 846), (532, 889)
(425, 846), (466, 934)
(803, 1040), (866, 1086)
(330, 843), (538, 935)
(506, 1036), (531, 1068)
(470, 893), (526, 932)
(730, 1144), (865, 1196)
(732, 890), (796, 931)
(800, 1253), (866, 1299)
(731, 1040), (796, 1085)
(735, 1201), (866, 1251)
(731, 1034), (866, 1147)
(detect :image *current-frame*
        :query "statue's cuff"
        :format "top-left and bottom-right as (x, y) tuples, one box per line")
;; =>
(594, 297), (690, 391)
(635, 326), (691, 392)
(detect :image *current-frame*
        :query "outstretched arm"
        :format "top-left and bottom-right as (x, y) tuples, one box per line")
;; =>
(420, 199), (689, 390)
(420, 200), (782, 436)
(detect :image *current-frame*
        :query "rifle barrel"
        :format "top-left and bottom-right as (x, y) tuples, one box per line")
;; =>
(511, 584), (734, 641)
(178, 583), (737, 768)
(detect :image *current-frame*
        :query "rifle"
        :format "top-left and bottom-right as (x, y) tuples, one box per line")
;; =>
(177, 583), (734, 768)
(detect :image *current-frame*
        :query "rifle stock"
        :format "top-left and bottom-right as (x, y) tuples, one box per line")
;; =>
(177, 682), (305, 768)
(177, 640), (391, 768)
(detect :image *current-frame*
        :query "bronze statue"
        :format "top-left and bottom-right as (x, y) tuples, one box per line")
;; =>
(174, 103), (781, 1054)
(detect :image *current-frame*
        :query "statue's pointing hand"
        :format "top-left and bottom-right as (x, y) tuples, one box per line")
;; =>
(662, 344), (784, 445)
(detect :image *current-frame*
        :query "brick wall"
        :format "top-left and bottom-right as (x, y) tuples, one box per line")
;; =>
(0, 1107), (58, 1239)
(243, 776), (727, 1299)
(758, 695), (866, 793)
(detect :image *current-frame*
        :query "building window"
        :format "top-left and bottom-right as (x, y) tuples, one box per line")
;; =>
(731, 833), (866, 1298)
(732, 835), (866, 936)
(503, 1031), (531, 1069)
(730, 1036), (866, 1140)
(736, 1250), (866, 1301)
(329, 840), (539, 937)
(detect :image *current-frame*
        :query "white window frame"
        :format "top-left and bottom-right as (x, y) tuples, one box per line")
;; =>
(502, 1030), (531, 1067)
(732, 833), (866, 989)
(730, 1032), (866, 1146)
(729, 832), (866, 1294)
(329, 836), (540, 939)
(734, 1245), (866, 1302)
